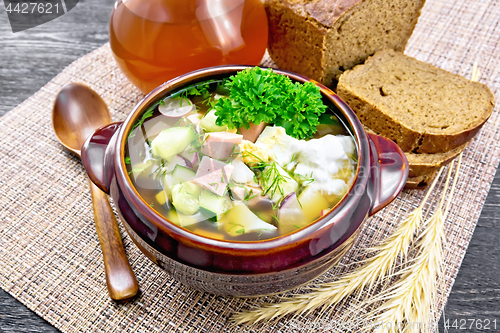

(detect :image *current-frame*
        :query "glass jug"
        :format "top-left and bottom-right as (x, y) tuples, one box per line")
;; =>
(109, 0), (268, 94)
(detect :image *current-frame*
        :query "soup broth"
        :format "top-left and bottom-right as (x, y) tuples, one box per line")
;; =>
(125, 76), (357, 241)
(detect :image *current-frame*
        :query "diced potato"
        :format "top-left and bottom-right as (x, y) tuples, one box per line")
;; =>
(324, 193), (342, 205)
(155, 190), (167, 205)
(332, 160), (355, 183)
(278, 193), (308, 234)
(298, 186), (330, 223)
(167, 210), (181, 226)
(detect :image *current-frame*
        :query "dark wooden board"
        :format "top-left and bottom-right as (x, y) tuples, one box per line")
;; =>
(0, 0), (499, 332)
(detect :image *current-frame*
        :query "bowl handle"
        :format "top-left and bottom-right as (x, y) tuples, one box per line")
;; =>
(367, 133), (409, 216)
(82, 122), (123, 194)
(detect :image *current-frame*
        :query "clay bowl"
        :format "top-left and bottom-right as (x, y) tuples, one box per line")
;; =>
(81, 65), (408, 297)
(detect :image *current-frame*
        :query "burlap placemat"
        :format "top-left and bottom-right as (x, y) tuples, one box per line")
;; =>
(1, 0), (500, 331)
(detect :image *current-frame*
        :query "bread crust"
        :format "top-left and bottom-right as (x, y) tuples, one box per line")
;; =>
(265, 0), (327, 83)
(265, 0), (426, 86)
(405, 170), (437, 189)
(364, 126), (469, 177)
(338, 50), (495, 154)
(406, 142), (468, 177)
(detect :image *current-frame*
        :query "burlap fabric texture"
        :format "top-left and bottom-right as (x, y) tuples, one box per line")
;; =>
(1, 0), (500, 331)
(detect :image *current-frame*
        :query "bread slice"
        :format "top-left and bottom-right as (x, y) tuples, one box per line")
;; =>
(406, 142), (467, 177)
(364, 126), (468, 177)
(337, 49), (495, 154)
(264, 0), (426, 86)
(405, 169), (437, 189)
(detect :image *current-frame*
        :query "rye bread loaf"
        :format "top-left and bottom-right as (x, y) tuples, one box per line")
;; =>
(264, 0), (426, 86)
(337, 49), (495, 154)
(364, 126), (468, 177)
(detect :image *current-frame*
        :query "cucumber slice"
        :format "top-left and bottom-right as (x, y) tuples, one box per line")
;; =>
(221, 203), (277, 237)
(171, 165), (196, 186)
(200, 109), (228, 132)
(171, 182), (202, 215)
(199, 190), (232, 221)
(151, 126), (196, 160)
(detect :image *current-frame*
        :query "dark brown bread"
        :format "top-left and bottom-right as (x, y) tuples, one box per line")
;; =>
(406, 142), (467, 177)
(264, 0), (426, 86)
(405, 169), (437, 189)
(337, 49), (495, 154)
(364, 126), (468, 177)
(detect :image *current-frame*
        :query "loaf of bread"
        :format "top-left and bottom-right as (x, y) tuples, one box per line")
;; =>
(264, 0), (426, 86)
(338, 49), (495, 154)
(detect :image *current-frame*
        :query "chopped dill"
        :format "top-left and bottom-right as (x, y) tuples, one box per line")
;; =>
(208, 182), (219, 191)
(129, 104), (156, 139)
(261, 162), (291, 202)
(227, 222), (240, 233)
(128, 167), (144, 175)
(257, 228), (274, 240)
(219, 143), (240, 163)
(170, 80), (216, 100)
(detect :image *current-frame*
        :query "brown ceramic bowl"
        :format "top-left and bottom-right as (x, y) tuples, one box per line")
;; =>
(81, 66), (408, 297)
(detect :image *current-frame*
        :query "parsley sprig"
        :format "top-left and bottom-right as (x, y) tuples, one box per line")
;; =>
(214, 67), (327, 140)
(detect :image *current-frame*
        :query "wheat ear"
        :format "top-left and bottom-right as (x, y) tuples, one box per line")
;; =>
(363, 163), (454, 333)
(362, 64), (476, 332)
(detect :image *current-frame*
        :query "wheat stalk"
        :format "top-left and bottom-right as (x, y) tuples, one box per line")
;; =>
(363, 163), (454, 332)
(364, 153), (462, 333)
(360, 65), (476, 331)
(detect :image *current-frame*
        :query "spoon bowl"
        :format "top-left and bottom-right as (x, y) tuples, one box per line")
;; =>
(53, 83), (111, 155)
(52, 83), (139, 301)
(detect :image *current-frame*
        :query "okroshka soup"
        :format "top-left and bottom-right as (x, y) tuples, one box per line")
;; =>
(125, 67), (357, 242)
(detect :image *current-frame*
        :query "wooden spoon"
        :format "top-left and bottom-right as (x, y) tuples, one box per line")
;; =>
(52, 82), (139, 301)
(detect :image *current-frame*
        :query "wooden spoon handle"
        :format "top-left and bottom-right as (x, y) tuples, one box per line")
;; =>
(88, 178), (139, 301)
